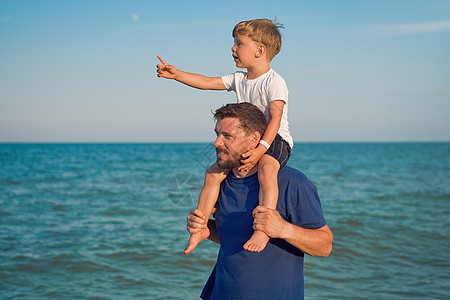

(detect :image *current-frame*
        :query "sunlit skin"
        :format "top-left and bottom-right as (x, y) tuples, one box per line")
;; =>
(184, 117), (260, 255)
(231, 34), (269, 79)
(157, 31), (286, 252)
(214, 118), (257, 169)
(185, 118), (332, 258)
(187, 206), (333, 257)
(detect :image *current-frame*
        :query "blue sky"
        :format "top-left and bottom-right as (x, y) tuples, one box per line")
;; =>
(0, 0), (449, 142)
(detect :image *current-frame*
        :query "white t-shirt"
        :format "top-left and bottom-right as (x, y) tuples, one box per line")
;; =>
(221, 69), (293, 148)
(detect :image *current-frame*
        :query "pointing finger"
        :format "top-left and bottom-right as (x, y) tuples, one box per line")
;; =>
(157, 55), (167, 65)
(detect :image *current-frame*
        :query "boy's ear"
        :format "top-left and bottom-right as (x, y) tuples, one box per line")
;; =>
(255, 44), (266, 58)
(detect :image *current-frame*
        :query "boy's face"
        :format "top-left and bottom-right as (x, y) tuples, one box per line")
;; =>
(231, 34), (261, 69)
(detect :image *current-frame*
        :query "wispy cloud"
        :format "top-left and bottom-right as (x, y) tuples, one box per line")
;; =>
(375, 20), (450, 34)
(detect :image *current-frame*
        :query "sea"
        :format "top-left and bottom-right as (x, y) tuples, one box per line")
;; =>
(1, 142), (449, 299)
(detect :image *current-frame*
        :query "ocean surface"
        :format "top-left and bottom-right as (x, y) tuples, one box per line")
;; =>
(1, 143), (449, 299)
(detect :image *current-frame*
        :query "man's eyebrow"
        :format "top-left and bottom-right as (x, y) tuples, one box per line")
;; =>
(215, 129), (233, 136)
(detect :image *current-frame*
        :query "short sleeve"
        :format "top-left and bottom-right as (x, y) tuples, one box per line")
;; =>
(221, 71), (248, 92)
(278, 167), (326, 230)
(221, 73), (236, 92)
(290, 179), (327, 229)
(267, 74), (288, 104)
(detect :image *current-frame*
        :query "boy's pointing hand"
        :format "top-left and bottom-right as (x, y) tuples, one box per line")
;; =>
(156, 55), (177, 79)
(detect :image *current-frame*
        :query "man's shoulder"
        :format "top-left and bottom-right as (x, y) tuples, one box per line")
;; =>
(278, 165), (314, 187)
(279, 165), (306, 179)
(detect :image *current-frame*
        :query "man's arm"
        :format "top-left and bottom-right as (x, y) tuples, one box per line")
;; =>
(252, 206), (333, 257)
(206, 219), (220, 244)
(157, 56), (226, 90)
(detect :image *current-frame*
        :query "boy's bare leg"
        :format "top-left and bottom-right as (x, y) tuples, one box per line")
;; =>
(243, 155), (280, 252)
(185, 163), (228, 255)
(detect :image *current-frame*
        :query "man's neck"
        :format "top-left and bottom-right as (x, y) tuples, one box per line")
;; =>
(231, 165), (258, 178)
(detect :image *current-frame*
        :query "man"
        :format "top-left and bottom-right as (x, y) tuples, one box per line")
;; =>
(186, 102), (333, 300)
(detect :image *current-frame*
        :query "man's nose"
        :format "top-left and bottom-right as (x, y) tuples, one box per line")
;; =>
(214, 136), (223, 148)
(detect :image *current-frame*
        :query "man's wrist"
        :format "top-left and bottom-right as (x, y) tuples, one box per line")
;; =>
(279, 220), (293, 240)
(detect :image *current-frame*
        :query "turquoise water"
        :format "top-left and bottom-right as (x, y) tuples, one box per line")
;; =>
(1, 143), (449, 299)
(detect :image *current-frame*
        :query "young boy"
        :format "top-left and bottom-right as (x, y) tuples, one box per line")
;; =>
(157, 19), (293, 253)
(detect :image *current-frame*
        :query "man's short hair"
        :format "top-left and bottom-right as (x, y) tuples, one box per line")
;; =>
(213, 102), (267, 137)
(232, 19), (284, 61)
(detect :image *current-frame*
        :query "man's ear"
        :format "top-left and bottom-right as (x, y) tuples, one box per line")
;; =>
(250, 131), (261, 149)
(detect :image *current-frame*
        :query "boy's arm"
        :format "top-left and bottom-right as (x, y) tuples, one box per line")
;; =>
(239, 100), (284, 171)
(261, 99), (284, 148)
(157, 55), (226, 90)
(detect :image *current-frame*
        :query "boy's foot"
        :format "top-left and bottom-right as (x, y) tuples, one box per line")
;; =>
(243, 230), (269, 252)
(184, 227), (210, 255)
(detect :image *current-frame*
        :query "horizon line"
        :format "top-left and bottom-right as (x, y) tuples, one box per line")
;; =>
(1, 140), (449, 144)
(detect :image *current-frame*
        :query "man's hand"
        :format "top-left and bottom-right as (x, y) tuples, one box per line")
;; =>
(186, 208), (220, 250)
(186, 209), (207, 233)
(252, 206), (287, 239)
(156, 55), (177, 79)
(253, 206), (333, 257)
(239, 145), (266, 171)
(186, 208), (218, 233)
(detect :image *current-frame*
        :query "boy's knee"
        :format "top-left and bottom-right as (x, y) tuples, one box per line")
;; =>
(205, 163), (229, 182)
(258, 157), (280, 175)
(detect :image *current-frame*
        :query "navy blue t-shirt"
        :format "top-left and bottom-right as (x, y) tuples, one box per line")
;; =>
(201, 166), (327, 300)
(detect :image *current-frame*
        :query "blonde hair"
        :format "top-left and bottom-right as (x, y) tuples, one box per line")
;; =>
(232, 19), (284, 61)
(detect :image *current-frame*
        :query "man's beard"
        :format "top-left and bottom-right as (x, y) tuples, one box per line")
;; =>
(216, 147), (242, 169)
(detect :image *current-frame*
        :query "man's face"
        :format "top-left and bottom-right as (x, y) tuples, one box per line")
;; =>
(213, 117), (253, 169)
